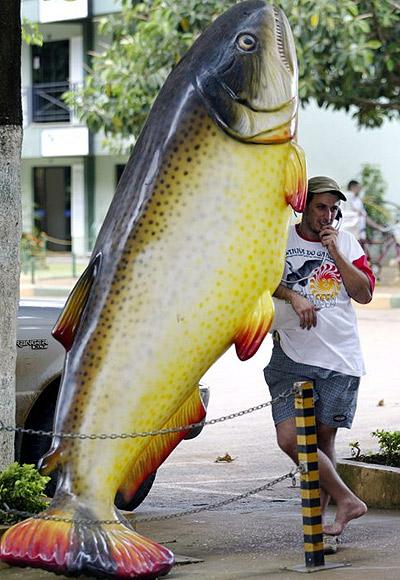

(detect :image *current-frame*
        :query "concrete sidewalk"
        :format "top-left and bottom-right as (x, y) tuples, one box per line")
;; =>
(0, 502), (399, 579)
(146, 503), (400, 579)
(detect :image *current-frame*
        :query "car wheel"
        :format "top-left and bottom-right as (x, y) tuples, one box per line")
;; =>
(19, 387), (157, 510)
(18, 386), (59, 497)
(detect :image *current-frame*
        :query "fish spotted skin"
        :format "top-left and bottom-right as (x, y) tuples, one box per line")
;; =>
(57, 102), (295, 501)
(0, 2), (306, 578)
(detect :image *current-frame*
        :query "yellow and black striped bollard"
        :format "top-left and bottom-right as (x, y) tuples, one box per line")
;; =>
(288, 380), (350, 573)
(294, 380), (325, 568)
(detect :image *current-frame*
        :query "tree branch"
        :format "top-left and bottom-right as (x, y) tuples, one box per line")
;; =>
(369, 0), (386, 44)
(386, 0), (400, 11)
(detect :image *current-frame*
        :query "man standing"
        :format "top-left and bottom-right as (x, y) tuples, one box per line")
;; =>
(264, 176), (375, 537)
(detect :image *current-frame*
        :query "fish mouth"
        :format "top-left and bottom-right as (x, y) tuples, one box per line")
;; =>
(214, 4), (298, 143)
(220, 79), (295, 115)
(195, 2), (299, 144)
(217, 84), (298, 144)
(273, 5), (293, 75)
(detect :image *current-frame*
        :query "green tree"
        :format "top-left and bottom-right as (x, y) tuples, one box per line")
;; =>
(361, 163), (391, 238)
(22, 18), (43, 47)
(65, 0), (400, 151)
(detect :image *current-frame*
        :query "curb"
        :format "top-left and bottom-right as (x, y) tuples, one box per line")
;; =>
(337, 459), (400, 509)
(22, 288), (400, 308)
(358, 293), (400, 309)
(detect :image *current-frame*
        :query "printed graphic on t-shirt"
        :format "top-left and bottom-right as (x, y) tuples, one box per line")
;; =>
(284, 249), (342, 309)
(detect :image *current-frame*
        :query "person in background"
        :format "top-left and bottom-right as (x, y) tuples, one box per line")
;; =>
(341, 180), (367, 243)
(342, 179), (385, 246)
(264, 176), (375, 545)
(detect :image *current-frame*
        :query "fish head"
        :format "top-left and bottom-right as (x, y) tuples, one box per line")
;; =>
(194, 1), (298, 145)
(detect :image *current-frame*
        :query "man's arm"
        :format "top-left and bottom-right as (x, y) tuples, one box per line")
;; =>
(273, 285), (317, 330)
(319, 226), (372, 304)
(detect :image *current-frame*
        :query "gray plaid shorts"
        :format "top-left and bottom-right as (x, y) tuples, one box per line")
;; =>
(264, 338), (360, 429)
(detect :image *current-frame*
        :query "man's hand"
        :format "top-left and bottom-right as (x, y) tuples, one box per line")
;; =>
(273, 285), (318, 330)
(318, 225), (372, 304)
(290, 292), (318, 330)
(319, 225), (339, 255)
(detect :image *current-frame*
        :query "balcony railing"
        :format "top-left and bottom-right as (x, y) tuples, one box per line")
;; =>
(22, 82), (80, 124)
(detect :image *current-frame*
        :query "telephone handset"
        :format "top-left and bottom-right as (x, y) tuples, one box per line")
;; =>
(334, 208), (343, 229)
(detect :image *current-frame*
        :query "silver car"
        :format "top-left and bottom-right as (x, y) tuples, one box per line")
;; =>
(16, 299), (65, 465)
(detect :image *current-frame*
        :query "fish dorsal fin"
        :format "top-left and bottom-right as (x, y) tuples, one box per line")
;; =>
(117, 386), (206, 504)
(284, 141), (307, 212)
(234, 290), (274, 361)
(52, 253), (102, 351)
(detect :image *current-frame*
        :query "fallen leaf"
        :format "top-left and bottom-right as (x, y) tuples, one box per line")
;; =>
(215, 452), (236, 463)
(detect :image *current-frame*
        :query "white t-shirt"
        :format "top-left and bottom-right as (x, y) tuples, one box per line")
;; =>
(272, 225), (366, 377)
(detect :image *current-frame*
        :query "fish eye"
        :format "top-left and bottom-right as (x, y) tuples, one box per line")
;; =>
(236, 33), (257, 52)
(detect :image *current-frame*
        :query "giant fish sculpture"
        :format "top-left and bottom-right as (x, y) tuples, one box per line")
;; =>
(1, 1), (306, 578)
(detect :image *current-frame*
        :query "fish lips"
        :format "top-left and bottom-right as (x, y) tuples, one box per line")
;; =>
(196, 72), (298, 144)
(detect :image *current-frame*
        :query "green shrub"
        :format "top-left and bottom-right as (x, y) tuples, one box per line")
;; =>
(349, 430), (400, 468)
(0, 463), (50, 525)
(372, 429), (400, 465)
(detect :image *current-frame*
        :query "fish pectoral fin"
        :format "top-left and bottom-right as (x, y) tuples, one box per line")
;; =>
(118, 386), (206, 504)
(284, 141), (307, 212)
(234, 290), (274, 361)
(52, 253), (102, 351)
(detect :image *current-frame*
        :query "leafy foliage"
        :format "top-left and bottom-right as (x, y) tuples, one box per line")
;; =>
(372, 429), (400, 463)
(349, 430), (400, 468)
(0, 463), (50, 525)
(22, 17), (43, 47)
(361, 163), (391, 237)
(64, 0), (400, 152)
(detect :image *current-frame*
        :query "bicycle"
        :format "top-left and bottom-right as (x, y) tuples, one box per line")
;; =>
(363, 201), (400, 280)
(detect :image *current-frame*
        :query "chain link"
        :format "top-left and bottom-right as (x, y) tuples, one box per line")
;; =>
(137, 466), (301, 522)
(0, 505), (121, 527)
(0, 386), (297, 441)
(0, 466), (301, 526)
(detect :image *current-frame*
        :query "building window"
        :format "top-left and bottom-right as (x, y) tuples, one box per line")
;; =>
(32, 40), (70, 123)
(33, 167), (72, 252)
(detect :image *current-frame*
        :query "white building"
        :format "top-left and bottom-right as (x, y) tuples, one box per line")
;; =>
(21, 0), (126, 256)
(20, 0), (400, 256)
(300, 102), (400, 205)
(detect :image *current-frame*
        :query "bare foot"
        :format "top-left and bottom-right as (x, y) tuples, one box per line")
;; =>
(323, 497), (367, 536)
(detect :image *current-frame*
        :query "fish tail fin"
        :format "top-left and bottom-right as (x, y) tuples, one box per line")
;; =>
(0, 500), (174, 578)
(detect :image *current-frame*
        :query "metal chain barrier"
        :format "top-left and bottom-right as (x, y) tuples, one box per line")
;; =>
(138, 465), (303, 523)
(0, 466), (302, 526)
(0, 385), (298, 441)
(0, 385), (300, 527)
(42, 233), (72, 246)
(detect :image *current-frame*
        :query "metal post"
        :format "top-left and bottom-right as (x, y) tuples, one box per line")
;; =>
(286, 380), (350, 573)
(295, 380), (324, 568)
(30, 256), (35, 285)
(72, 253), (77, 278)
